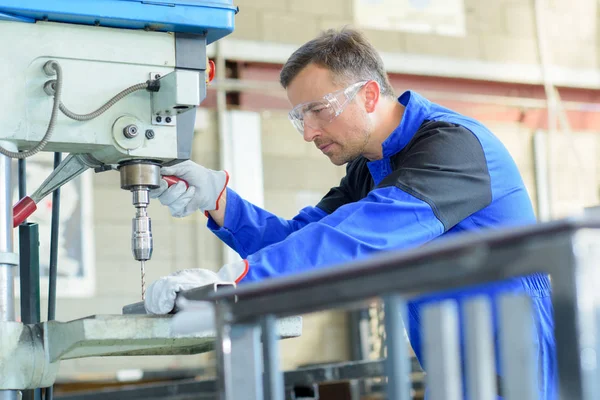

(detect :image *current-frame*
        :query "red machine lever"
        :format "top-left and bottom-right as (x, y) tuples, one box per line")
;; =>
(13, 197), (37, 228)
(163, 175), (189, 189)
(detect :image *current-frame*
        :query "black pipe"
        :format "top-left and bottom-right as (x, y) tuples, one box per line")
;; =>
(19, 156), (43, 400)
(18, 159), (26, 199)
(20, 223), (42, 400)
(45, 152), (62, 400)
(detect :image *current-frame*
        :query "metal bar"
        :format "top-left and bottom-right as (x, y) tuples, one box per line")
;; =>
(498, 294), (537, 400)
(47, 151), (62, 322)
(551, 230), (600, 400)
(215, 302), (234, 400)
(19, 223), (41, 324)
(20, 222), (42, 400)
(46, 152), (62, 400)
(213, 222), (577, 322)
(262, 315), (284, 400)
(423, 300), (463, 400)
(0, 141), (18, 400)
(122, 282), (236, 315)
(230, 323), (263, 400)
(383, 295), (411, 400)
(464, 296), (496, 400)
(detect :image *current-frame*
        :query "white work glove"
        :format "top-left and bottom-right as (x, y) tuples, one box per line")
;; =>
(144, 260), (249, 315)
(150, 160), (229, 218)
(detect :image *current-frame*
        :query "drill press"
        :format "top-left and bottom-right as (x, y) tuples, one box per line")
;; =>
(119, 161), (161, 300)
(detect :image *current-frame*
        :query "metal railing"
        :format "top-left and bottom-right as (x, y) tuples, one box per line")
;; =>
(191, 218), (600, 400)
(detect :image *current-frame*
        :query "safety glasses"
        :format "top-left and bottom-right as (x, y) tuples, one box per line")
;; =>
(288, 80), (369, 135)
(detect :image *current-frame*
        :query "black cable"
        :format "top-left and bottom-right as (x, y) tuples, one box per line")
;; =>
(45, 152), (62, 400)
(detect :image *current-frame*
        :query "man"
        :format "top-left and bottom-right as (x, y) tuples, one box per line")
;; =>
(145, 28), (556, 399)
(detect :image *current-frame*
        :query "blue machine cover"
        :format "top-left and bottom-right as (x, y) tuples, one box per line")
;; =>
(0, 0), (236, 43)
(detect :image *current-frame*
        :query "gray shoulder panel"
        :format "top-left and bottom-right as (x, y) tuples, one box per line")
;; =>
(378, 120), (492, 231)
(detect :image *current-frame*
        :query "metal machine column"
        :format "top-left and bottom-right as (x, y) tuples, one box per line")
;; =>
(0, 142), (19, 400)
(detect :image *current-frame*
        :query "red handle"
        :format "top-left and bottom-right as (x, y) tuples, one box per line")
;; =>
(163, 175), (189, 189)
(13, 196), (37, 228)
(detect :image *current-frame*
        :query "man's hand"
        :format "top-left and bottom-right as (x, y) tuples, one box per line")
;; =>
(144, 260), (249, 315)
(150, 160), (229, 218)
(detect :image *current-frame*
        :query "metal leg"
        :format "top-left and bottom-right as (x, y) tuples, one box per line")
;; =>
(262, 314), (284, 400)
(230, 323), (264, 400)
(551, 230), (600, 400)
(499, 294), (537, 400)
(423, 300), (462, 400)
(464, 296), (496, 400)
(383, 294), (411, 400)
(215, 302), (234, 400)
(20, 223), (42, 400)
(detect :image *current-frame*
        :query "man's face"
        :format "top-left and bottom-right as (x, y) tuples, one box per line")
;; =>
(286, 64), (373, 166)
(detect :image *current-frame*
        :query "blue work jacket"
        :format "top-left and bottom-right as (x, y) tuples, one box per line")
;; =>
(208, 90), (556, 399)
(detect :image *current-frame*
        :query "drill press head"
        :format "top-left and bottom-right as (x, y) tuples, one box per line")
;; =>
(119, 161), (161, 263)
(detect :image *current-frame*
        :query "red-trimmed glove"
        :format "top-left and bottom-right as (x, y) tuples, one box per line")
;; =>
(150, 160), (229, 218)
(144, 260), (249, 315)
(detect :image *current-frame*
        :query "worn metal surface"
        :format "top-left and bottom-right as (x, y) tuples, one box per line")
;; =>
(45, 314), (302, 362)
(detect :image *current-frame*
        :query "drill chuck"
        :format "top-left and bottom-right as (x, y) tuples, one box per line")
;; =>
(132, 213), (153, 261)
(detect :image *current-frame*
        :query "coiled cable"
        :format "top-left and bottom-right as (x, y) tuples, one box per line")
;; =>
(0, 60), (153, 159)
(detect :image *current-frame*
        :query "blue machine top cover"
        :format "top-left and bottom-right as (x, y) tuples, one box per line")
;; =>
(0, 0), (236, 44)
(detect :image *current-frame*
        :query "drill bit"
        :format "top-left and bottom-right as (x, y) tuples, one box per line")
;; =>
(141, 260), (146, 300)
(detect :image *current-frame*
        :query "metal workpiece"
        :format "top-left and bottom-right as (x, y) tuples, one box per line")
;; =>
(118, 162), (161, 190)
(209, 219), (596, 322)
(123, 282), (237, 315)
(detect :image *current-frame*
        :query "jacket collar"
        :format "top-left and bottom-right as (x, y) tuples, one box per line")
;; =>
(366, 91), (430, 185)
(380, 90), (430, 158)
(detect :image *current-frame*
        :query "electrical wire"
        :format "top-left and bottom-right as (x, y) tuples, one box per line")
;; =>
(0, 60), (151, 159)
(59, 82), (149, 121)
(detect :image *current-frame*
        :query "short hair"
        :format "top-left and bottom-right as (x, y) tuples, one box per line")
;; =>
(279, 27), (395, 97)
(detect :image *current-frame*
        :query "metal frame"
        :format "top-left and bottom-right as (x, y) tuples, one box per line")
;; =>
(201, 219), (600, 400)
(54, 358), (425, 400)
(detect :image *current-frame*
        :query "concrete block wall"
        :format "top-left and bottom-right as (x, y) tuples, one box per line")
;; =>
(230, 0), (599, 70)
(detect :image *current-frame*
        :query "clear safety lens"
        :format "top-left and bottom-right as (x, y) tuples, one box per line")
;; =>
(288, 81), (368, 134)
